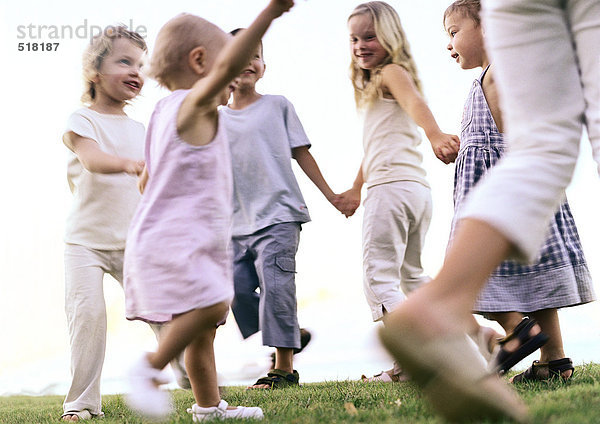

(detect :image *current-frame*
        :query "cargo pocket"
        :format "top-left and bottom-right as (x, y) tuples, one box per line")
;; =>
(273, 256), (297, 315)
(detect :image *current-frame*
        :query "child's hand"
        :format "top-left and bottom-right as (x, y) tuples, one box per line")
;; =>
(429, 132), (460, 164)
(334, 188), (361, 218)
(123, 159), (145, 176)
(267, 0), (295, 17)
(138, 165), (149, 194)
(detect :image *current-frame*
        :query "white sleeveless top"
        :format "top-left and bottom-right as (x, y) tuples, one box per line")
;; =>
(362, 97), (429, 189)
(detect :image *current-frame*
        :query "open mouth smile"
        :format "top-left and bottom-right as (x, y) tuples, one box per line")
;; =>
(124, 80), (140, 90)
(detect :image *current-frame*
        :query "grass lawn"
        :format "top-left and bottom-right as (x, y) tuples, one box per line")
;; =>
(1, 363), (599, 423)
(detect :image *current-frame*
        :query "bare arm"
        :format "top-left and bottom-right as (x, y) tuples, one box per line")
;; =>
(381, 64), (459, 164)
(63, 131), (144, 175)
(138, 165), (149, 194)
(292, 146), (336, 203)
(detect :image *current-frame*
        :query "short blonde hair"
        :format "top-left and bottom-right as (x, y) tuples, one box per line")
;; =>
(81, 25), (147, 105)
(443, 0), (481, 28)
(149, 14), (227, 89)
(348, 1), (423, 109)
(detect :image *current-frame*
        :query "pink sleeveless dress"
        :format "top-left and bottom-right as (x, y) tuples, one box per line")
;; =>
(124, 90), (234, 323)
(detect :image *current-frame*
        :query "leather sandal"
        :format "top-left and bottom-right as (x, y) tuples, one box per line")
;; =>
(248, 369), (299, 389)
(492, 317), (549, 375)
(511, 358), (574, 383)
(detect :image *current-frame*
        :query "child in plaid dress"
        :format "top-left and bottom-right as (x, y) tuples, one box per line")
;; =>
(444, 0), (595, 382)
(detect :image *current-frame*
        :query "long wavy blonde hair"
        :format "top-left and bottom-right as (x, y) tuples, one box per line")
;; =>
(81, 25), (147, 105)
(348, 1), (422, 109)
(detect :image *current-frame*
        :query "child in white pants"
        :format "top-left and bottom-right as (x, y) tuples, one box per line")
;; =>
(62, 26), (187, 422)
(337, 1), (459, 382)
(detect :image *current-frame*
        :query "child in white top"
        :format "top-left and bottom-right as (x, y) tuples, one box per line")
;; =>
(61, 26), (148, 422)
(122, 1), (294, 420)
(337, 1), (459, 382)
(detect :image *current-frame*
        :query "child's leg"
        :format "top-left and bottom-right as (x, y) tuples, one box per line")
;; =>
(186, 326), (220, 407)
(63, 244), (109, 419)
(254, 223), (301, 355)
(398, 182), (432, 295)
(148, 323), (190, 389)
(273, 348), (294, 372)
(148, 302), (229, 372)
(487, 311), (525, 336)
(380, 219), (527, 421)
(231, 237), (261, 339)
(362, 183), (414, 320)
(126, 302), (229, 418)
(507, 308), (573, 381)
(529, 308), (567, 364)
(386, 219), (511, 337)
(108, 252), (190, 389)
(247, 223), (301, 389)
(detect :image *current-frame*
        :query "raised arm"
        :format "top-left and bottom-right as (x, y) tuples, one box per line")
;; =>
(185, 0), (294, 111)
(64, 132), (144, 175)
(381, 64), (459, 164)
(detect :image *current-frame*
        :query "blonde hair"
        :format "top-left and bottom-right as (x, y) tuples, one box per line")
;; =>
(348, 1), (422, 109)
(149, 14), (227, 90)
(443, 0), (481, 28)
(81, 25), (147, 105)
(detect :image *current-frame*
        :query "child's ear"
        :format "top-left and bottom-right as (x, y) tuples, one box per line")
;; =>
(188, 46), (207, 76)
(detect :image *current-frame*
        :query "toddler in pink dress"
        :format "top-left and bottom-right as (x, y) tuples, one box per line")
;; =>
(122, 1), (295, 421)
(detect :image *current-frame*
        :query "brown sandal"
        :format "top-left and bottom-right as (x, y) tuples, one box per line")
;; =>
(510, 358), (574, 383)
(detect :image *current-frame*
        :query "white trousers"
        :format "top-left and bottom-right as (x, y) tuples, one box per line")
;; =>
(362, 181), (432, 321)
(460, 0), (600, 261)
(63, 244), (187, 415)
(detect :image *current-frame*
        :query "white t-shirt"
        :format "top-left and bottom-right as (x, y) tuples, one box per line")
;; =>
(220, 95), (311, 237)
(362, 97), (429, 189)
(64, 108), (144, 250)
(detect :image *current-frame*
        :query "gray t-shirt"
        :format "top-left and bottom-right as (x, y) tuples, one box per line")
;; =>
(220, 94), (311, 237)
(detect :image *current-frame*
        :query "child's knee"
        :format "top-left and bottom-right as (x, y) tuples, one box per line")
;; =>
(205, 301), (229, 326)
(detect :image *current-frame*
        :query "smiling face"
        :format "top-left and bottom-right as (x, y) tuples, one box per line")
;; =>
(94, 37), (145, 104)
(348, 13), (388, 71)
(444, 11), (486, 70)
(235, 44), (265, 91)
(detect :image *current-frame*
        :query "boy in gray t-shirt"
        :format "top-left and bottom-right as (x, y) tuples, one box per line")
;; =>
(220, 30), (342, 389)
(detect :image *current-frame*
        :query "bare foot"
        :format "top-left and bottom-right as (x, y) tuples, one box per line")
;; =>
(247, 383), (271, 389)
(61, 415), (79, 422)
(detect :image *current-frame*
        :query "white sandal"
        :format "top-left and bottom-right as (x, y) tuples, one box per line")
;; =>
(61, 410), (104, 420)
(125, 353), (172, 419)
(361, 370), (394, 382)
(187, 400), (263, 422)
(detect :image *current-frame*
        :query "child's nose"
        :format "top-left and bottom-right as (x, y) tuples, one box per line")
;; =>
(446, 42), (453, 51)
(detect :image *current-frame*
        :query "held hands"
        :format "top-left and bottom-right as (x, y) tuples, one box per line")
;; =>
(429, 132), (460, 164)
(123, 159), (145, 176)
(333, 188), (361, 218)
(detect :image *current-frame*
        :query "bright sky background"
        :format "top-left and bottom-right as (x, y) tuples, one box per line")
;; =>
(1, 0), (598, 396)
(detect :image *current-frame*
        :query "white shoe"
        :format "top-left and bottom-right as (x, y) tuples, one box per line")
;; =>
(126, 353), (173, 420)
(187, 400), (263, 421)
